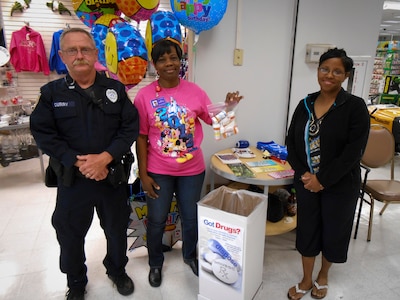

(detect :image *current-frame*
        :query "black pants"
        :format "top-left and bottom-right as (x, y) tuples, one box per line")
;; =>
(52, 177), (130, 289)
(294, 181), (359, 263)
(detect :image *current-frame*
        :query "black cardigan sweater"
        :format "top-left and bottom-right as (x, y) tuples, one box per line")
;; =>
(286, 88), (370, 193)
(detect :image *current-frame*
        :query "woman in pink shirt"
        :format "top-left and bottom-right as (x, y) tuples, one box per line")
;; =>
(134, 39), (242, 287)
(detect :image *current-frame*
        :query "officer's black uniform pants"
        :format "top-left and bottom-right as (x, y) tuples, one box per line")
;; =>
(52, 177), (130, 289)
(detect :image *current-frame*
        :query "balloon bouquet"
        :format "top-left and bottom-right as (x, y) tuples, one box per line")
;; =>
(72, 0), (159, 89)
(72, 0), (228, 89)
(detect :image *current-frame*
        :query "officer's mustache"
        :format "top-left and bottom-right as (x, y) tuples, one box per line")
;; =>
(73, 59), (90, 66)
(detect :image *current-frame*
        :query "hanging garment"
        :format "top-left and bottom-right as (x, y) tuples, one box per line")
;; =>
(10, 26), (50, 75)
(49, 29), (67, 74)
(0, 27), (6, 48)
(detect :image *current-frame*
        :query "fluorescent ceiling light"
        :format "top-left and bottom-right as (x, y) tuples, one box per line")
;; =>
(383, 1), (400, 10)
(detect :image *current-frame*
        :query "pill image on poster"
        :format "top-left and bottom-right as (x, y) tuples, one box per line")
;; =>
(203, 251), (222, 264)
(207, 238), (239, 268)
(200, 259), (213, 273)
(211, 258), (238, 284)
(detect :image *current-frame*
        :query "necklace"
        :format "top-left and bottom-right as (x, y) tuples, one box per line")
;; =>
(155, 80), (180, 99)
(309, 113), (325, 137)
(309, 98), (335, 137)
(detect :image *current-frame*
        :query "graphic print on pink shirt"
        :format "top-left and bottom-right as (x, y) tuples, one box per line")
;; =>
(152, 95), (197, 164)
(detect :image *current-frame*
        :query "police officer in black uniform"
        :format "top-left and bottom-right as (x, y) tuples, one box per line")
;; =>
(30, 28), (139, 300)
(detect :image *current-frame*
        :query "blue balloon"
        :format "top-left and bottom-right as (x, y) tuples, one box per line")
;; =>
(91, 24), (109, 67)
(148, 11), (182, 45)
(91, 14), (125, 67)
(109, 23), (148, 62)
(170, 0), (228, 34)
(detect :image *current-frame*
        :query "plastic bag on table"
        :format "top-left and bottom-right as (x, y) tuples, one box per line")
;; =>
(256, 141), (288, 160)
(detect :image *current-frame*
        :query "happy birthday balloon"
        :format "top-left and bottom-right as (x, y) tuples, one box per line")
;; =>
(72, 0), (120, 28)
(145, 10), (182, 60)
(91, 14), (125, 67)
(105, 22), (148, 89)
(170, 0), (228, 34)
(116, 0), (160, 23)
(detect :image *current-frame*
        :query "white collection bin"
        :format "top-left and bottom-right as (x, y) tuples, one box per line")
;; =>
(197, 186), (268, 300)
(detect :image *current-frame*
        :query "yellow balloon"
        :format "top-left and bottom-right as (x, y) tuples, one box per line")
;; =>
(105, 32), (118, 74)
(138, 0), (159, 9)
(145, 20), (153, 61)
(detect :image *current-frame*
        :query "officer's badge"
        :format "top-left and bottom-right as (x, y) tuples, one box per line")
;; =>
(106, 89), (118, 103)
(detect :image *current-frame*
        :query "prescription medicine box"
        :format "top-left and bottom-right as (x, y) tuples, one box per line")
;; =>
(197, 186), (268, 300)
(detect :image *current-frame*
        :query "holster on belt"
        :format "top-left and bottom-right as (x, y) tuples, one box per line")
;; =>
(48, 157), (75, 187)
(107, 150), (135, 188)
(107, 162), (127, 188)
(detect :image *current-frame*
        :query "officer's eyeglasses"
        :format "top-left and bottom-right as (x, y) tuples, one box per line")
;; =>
(62, 48), (96, 56)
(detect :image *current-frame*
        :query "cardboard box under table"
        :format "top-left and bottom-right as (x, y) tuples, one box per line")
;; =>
(197, 186), (268, 300)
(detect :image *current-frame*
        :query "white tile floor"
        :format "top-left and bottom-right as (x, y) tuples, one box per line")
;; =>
(1, 155), (400, 300)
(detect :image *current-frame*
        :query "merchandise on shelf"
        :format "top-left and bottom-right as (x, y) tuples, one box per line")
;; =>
(370, 41), (400, 104)
(0, 64), (37, 167)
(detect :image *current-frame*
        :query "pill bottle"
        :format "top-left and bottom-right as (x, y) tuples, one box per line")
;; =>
(213, 123), (221, 140)
(214, 110), (227, 123)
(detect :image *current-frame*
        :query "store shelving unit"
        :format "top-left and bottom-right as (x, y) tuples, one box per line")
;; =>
(370, 41), (400, 105)
(0, 67), (44, 179)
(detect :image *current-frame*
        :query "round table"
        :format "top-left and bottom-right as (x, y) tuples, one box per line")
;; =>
(209, 147), (297, 236)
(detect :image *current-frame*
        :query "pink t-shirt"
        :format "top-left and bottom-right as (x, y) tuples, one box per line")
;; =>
(134, 80), (213, 176)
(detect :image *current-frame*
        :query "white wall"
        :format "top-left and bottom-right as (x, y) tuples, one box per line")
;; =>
(195, 0), (297, 190)
(193, 0), (385, 191)
(289, 0), (385, 119)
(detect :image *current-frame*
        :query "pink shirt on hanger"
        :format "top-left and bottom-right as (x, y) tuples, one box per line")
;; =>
(10, 26), (50, 75)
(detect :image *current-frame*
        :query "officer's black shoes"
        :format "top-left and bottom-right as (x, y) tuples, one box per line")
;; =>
(108, 273), (134, 296)
(148, 267), (162, 287)
(66, 288), (85, 300)
(184, 258), (199, 276)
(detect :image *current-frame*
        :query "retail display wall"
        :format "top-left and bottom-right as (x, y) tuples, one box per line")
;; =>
(0, 0), (171, 103)
(0, 0), (86, 103)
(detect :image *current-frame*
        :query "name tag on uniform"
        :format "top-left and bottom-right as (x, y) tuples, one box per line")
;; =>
(53, 101), (75, 108)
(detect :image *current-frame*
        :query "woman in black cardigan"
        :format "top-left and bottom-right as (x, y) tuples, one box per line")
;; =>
(286, 48), (370, 300)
